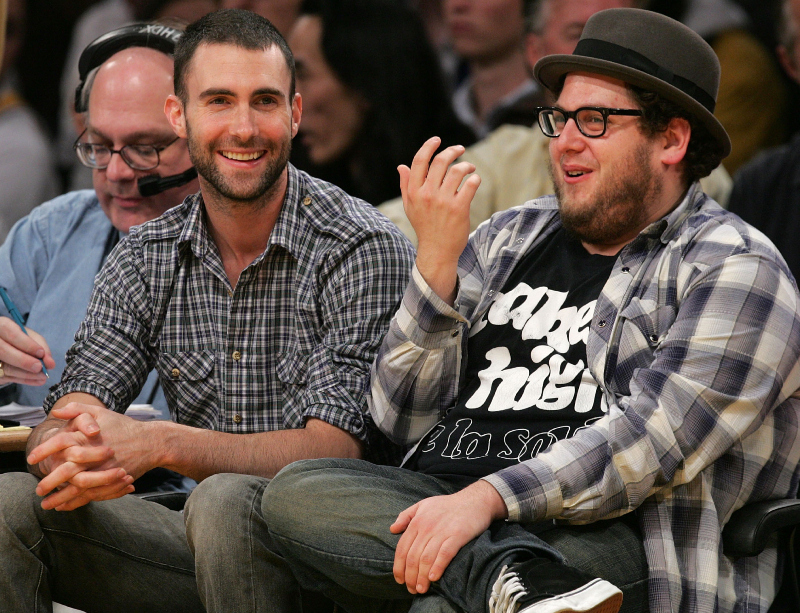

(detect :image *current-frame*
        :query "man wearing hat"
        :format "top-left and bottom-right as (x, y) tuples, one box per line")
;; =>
(236, 8), (800, 613)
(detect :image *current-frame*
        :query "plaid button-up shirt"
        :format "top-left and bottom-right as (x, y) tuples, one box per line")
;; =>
(370, 184), (800, 612)
(45, 165), (415, 457)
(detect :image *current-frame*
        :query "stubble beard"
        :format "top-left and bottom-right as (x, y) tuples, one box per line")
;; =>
(186, 121), (292, 209)
(551, 141), (662, 247)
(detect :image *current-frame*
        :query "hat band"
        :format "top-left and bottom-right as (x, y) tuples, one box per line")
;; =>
(573, 38), (716, 114)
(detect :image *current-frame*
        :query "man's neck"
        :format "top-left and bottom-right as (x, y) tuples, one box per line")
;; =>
(200, 171), (288, 288)
(467, 49), (530, 124)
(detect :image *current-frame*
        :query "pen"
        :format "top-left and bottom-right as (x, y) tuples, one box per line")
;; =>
(0, 287), (49, 378)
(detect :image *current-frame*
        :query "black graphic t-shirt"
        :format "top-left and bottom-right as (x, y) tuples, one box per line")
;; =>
(408, 228), (616, 487)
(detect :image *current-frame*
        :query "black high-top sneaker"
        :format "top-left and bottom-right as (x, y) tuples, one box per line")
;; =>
(489, 558), (623, 613)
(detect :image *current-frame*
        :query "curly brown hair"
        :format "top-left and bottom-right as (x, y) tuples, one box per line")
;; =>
(626, 85), (725, 185)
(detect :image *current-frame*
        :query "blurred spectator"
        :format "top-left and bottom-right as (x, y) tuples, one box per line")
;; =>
(288, 0), (475, 205)
(56, 0), (214, 192)
(219, 0), (301, 35)
(728, 0), (800, 281)
(378, 0), (732, 244)
(446, 0), (540, 137)
(649, 0), (787, 173)
(0, 0), (59, 241)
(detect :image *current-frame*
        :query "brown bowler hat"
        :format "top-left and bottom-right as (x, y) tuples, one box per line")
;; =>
(533, 8), (731, 158)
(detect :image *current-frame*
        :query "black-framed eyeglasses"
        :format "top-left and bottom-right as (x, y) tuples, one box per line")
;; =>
(535, 106), (643, 138)
(73, 130), (180, 170)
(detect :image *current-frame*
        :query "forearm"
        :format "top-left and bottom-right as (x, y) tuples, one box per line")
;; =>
(152, 417), (363, 482)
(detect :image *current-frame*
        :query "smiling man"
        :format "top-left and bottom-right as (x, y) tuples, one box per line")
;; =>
(0, 9), (413, 613)
(259, 9), (800, 613)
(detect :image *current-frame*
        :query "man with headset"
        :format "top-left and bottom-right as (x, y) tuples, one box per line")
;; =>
(0, 22), (198, 417)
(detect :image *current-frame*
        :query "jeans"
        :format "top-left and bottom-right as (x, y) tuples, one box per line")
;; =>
(0, 472), (203, 613)
(261, 458), (649, 613)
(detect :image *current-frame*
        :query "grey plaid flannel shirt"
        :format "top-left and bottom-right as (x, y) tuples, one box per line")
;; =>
(369, 184), (800, 612)
(46, 165), (415, 458)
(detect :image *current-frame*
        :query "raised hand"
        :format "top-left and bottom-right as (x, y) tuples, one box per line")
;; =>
(0, 317), (56, 386)
(398, 137), (481, 305)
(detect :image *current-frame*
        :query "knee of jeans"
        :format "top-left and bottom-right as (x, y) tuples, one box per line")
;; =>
(0, 473), (44, 544)
(184, 473), (267, 547)
(262, 459), (338, 536)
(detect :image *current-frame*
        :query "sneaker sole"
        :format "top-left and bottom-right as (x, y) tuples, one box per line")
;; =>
(518, 578), (623, 613)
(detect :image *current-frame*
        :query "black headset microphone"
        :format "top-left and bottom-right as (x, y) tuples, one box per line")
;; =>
(77, 23), (198, 198)
(137, 167), (198, 197)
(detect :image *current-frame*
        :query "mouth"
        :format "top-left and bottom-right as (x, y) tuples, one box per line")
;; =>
(219, 150), (266, 162)
(561, 164), (593, 184)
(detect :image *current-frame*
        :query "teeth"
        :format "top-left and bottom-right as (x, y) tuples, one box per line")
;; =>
(221, 151), (263, 161)
(567, 171), (585, 177)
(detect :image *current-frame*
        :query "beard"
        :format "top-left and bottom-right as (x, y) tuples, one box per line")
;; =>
(551, 141), (662, 246)
(186, 121), (292, 207)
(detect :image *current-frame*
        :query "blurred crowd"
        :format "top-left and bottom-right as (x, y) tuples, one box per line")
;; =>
(1, 0), (797, 263)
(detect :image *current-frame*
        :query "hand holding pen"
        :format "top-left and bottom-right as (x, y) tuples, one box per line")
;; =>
(0, 287), (55, 385)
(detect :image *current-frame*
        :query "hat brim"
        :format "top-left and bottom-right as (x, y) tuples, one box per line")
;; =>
(534, 54), (732, 159)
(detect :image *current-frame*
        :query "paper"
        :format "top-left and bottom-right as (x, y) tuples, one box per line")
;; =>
(0, 403), (161, 427)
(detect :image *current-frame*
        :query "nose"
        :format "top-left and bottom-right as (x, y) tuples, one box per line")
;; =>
(551, 116), (586, 157)
(104, 150), (137, 183)
(229, 104), (258, 142)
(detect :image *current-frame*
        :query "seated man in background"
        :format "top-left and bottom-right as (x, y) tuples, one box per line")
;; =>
(728, 0), (800, 283)
(0, 9), (414, 613)
(378, 0), (732, 245)
(0, 22), (197, 416)
(260, 8), (800, 613)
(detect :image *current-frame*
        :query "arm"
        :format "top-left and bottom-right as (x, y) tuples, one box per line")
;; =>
(369, 138), (482, 444)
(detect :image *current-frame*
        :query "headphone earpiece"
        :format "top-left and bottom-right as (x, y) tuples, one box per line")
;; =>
(74, 23), (182, 113)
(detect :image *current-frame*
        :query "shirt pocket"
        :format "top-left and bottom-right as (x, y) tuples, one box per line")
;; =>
(156, 350), (217, 427)
(276, 349), (309, 428)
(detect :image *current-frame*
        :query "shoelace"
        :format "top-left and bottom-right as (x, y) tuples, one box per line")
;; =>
(489, 565), (527, 613)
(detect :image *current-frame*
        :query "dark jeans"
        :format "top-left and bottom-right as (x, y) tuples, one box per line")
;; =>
(261, 458), (650, 613)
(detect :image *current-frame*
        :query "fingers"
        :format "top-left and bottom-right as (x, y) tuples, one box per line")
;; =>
(408, 137), (441, 190)
(42, 469), (134, 511)
(0, 335), (50, 384)
(50, 402), (103, 422)
(393, 526), (416, 592)
(25, 327), (56, 369)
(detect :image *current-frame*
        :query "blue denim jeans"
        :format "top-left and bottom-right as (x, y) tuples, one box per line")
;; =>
(261, 459), (649, 613)
(0, 472), (203, 613)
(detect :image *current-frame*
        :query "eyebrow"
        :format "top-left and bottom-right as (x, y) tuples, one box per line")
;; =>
(199, 87), (287, 101)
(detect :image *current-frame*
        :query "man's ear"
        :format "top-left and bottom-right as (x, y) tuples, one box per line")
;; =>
(165, 94), (187, 138)
(778, 44), (800, 83)
(525, 32), (545, 71)
(659, 116), (691, 167)
(291, 92), (302, 138)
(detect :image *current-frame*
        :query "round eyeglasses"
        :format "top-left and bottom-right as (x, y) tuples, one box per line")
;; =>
(536, 106), (643, 138)
(73, 130), (180, 171)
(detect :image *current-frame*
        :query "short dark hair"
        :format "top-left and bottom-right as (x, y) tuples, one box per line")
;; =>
(173, 9), (295, 102)
(627, 85), (725, 185)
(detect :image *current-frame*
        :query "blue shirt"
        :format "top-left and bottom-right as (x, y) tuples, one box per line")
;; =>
(0, 190), (164, 412)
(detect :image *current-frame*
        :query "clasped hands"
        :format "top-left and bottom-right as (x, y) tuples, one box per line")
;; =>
(27, 403), (149, 511)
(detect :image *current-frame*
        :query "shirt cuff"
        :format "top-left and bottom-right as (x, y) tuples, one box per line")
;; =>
(43, 380), (119, 414)
(395, 265), (468, 350)
(482, 459), (563, 523)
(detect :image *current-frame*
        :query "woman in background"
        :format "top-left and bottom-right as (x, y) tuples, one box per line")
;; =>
(288, 0), (475, 206)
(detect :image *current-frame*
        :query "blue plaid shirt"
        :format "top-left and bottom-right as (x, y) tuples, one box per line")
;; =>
(370, 184), (800, 612)
(45, 165), (415, 459)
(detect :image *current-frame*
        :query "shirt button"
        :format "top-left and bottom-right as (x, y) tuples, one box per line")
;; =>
(232, 350), (241, 361)
(487, 290), (495, 296)
(649, 334), (658, 343)
(515, 238), (524, 244)
(303, 196), (312, 206)
(598, 320), (607, 328)
(227, 290), (233, 297)
(171, 368), (180, 379)
(451, 329), (459, 337)
(621, 266), (630, 273)
(233, 414), (242, 424)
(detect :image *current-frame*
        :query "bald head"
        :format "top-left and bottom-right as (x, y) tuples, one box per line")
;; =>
(82, 46), (196, 233)
(778, 0), (800, 83)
